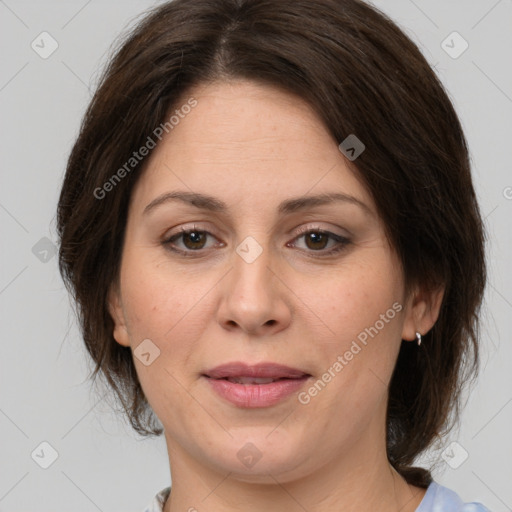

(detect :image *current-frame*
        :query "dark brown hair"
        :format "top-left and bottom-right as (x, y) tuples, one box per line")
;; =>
(57, 0), (486, 487)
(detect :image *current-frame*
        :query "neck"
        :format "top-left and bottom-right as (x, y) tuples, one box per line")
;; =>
(162, 429), (426, 512)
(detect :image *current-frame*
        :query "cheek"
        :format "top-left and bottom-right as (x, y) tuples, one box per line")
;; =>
(300, 253), (404, 399)
(118, 255), (211, 416)
(118, 254), (211, 395)
(120, 250), (199, 337)
(308, 257), (403, 342)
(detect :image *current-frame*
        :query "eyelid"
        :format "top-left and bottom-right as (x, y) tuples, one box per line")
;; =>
(292, 223), (349, 239)
(162, 223), (217, 241)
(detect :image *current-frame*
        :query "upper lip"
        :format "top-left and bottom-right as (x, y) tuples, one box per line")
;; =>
(204, 362), (309, 379)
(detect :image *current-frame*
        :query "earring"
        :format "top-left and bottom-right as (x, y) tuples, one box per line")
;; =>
(415, 332), (422, 346)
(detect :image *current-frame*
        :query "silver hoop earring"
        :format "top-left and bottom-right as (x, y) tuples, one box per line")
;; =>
(415, 332), (422, 346)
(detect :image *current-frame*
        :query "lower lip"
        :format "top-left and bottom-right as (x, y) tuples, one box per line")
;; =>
(205, 376), (310, 408)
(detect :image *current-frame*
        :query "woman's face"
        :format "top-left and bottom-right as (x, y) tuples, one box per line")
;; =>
(109, 80), (422, 483)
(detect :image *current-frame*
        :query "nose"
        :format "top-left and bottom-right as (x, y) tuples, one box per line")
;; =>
(216, 243), (292, 336)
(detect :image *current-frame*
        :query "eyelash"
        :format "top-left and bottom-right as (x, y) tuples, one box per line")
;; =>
(162, 225), (351, 258)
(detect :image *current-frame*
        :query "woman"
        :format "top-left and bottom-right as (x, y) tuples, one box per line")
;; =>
(57, 0), (490, 511)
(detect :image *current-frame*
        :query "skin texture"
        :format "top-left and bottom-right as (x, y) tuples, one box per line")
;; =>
(109, 80), (443, 512)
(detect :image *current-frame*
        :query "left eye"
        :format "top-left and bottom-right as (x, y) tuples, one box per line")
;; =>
(289, 229), (349, 254)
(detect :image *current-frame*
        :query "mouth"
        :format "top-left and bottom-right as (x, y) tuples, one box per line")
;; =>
(202, 362), (311, 408)
(216, 376), (299, 384)
(204, 361), (310, 380)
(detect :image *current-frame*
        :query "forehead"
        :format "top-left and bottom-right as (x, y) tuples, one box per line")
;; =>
(130, 79), (376, 216)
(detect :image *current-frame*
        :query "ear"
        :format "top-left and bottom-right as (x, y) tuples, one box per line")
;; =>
(401, 283), (445, 341)
(107, 283), (131, 347)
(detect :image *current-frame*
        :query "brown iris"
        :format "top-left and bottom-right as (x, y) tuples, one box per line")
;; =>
(304, 231), (329, 250)
(182, 231), (207, 250)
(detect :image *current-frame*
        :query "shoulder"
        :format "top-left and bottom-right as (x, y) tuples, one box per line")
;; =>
(142, 486), (171, 512)
(416, 481), (491, 512)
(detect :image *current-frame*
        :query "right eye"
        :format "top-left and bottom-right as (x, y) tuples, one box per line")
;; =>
(162, 226), (224, 256)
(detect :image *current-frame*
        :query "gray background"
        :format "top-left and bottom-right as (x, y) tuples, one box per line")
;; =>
(0, 0), (511, 511)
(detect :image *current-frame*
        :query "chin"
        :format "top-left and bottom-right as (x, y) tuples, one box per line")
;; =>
(205, 433), (311, 482)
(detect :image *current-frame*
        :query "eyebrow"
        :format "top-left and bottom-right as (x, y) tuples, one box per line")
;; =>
(143, 191), (372, 216)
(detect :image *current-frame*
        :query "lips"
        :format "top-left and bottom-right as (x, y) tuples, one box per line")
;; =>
(224, 376), (281, 384)
(203, 362), (311, 408)
(204, 362), (309, 380)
